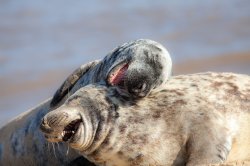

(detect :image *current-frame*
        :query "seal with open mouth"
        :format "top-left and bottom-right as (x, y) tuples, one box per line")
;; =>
(0, 39), (171, 166)
(50, 39), (172, 107)
(41, 72), (250, 166)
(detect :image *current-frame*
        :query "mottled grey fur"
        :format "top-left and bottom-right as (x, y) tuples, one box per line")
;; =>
(50, 39), (172, 107)
(41, 72), (250, 166)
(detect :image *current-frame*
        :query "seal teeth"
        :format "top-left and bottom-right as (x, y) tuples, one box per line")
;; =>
(62, 119), (82, 142)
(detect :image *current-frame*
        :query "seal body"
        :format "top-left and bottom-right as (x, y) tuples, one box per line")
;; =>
(50, 39), (172, 107)
(41, 72), (250, 166)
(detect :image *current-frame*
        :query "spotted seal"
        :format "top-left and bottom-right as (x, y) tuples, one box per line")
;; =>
(50, 39), (172, 107)
(40, 72), (250, 166)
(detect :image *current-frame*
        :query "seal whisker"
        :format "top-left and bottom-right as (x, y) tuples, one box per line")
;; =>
(51, 143), (57, 159)
(66, 143), (70, 156)
(56, 142), (60, 152)
(47, 142), (50, 152)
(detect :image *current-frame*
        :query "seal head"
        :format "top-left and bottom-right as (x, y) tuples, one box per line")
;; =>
(50, 39), (172, 107)
(41, 85), (116, 152)
(106, 39), (172, 98)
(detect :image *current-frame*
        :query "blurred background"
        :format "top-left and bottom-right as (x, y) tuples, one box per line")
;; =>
(0, 0), (250, 126)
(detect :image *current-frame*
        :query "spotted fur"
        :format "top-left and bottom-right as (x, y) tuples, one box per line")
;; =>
(41, 72), (250, 166)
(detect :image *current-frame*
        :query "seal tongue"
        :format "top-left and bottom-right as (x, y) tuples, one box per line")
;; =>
(109, 63), (129, 86)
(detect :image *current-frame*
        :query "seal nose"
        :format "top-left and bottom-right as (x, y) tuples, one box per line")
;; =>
(40, 117), (53, 134)
(41, 117), (47, 126)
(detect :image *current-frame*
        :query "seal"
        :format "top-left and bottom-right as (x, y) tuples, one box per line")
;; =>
(50, 39), (172, 107)
(40, 72), (250, 166)
(0, 39), (171, 166)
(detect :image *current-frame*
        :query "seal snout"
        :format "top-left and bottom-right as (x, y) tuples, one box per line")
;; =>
(40, 107), (83, 143)
(40, 115), (83, 143)
(40, 117), (54, 134)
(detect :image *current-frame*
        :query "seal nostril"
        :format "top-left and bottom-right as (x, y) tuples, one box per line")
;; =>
(41, 118), (47, 126)
(40, 117), (54, 134)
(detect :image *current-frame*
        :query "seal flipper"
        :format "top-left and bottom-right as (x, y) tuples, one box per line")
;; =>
(186, 119), (232, 165)
(50, 60), (100, 108)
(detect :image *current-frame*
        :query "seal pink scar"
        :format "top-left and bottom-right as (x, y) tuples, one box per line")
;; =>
(108, 63), (129, 86)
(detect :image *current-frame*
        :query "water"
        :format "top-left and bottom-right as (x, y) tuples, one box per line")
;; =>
(0, 0), (250, 126)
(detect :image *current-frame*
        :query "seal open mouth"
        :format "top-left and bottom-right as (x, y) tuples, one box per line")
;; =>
(62, 119), (82, 142)
(108, 62), (129, 86)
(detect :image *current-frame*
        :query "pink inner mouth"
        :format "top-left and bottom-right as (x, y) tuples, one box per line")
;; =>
(108, 63), (129, 86)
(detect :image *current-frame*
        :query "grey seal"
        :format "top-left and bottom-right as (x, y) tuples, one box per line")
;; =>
(0, 39), (171, 166)
(40, 72), (250, 166)
(50, 39), (172, 107)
